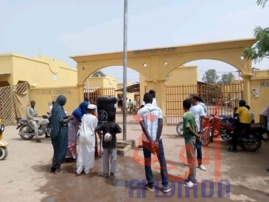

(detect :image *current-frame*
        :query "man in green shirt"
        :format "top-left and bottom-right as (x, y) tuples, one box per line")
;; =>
(182, 99), (201, 188)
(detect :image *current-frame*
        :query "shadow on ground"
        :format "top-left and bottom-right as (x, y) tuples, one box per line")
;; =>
(33, 139), (269, 202)
(28, 117), (269, 202)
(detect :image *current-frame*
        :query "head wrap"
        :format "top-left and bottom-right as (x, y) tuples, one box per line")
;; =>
(72, 101), (89, 122)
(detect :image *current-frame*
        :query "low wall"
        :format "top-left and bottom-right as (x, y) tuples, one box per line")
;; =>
(250, 78), (269, 121)
(29, 86), (80, 116)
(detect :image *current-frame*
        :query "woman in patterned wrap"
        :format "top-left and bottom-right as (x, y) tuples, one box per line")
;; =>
(50, 95), (69, 173)
(66, 101), (89, 160)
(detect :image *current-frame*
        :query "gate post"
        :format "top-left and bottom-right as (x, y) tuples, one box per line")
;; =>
(155, 80), (167, 125)
(143, 79), (167, 125)
(77, 83), (85, 103)
(241, 74), (252, 105)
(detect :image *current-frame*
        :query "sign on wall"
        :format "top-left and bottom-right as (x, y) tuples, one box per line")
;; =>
(260, 81), (269, 87)
(252, 88), (259, 97)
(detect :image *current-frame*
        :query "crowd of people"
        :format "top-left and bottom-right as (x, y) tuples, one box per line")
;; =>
(47, 95), (122, 177)
(25, 89), (269, 192)
(135, 91), (207, 191)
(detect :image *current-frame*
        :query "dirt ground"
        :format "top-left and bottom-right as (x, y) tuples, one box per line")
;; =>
(0, 115), (269, 202)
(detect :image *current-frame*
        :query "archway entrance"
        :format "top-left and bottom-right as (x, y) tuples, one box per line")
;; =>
(71, 38), (255, 124)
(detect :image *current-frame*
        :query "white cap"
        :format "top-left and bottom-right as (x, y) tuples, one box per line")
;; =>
(88, 104), (96, 109)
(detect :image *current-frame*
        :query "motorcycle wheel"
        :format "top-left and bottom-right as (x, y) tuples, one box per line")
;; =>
(202, 127), (211, 146)
(262, 132), (269, 141)
(19, 125), (34, 140)
(220, 130), (232, 142)
(240, 135), (262, 152)
(210, 128), (213, 143)
(176, 122), (183, 136)
(0, 147), (8, 160)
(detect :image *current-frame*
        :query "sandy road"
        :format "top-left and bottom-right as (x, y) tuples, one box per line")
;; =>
(0, 118), (269, 202)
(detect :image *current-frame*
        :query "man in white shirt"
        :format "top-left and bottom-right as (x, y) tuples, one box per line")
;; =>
(26, 100), (40, 143)
(197, 97), (207, 114)
(190, 94), (207, 171)
(137, 93), (172, 193)
(141, 90), (158, 107)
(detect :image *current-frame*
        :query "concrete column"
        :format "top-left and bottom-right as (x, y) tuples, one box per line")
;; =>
(77, 83), (85, 103)
(142, 79), (167, 125)
(241, 74), (252, 105)
(155, 80), (167, 125)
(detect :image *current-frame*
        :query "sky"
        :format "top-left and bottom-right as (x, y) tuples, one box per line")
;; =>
(0, 0), (268, 83)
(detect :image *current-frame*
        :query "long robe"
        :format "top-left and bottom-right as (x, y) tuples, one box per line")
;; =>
(66, 101), (89, 159)
(76, 113), (98, 174)
(50, 95), (68, 170)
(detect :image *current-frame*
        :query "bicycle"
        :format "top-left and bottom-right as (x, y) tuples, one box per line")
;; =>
(176, 122), (183, 136)
(176, 120), (211, 146)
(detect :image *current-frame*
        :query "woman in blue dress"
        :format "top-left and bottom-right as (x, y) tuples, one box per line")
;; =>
(50, 95), (69, 173)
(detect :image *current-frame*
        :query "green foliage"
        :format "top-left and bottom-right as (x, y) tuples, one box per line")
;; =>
(202, 69), (219, 84)
(243, 1), (269, 62)
(90, 70), (106, 77)
(219, 73), (235, 84)
(257, 0), (268, 7)
(243, 27), (269, 62)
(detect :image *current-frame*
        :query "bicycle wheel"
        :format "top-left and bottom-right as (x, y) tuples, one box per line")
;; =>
(176, 122), (183, 136)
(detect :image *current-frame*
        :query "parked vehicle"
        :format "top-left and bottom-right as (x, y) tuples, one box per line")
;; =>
(16, 115), (50, 140)
(176, 122), (183, 136)
(0, 119), (8, 160)
(219, 117), (267, 152)
(177, 115), (219, 145)
(177, 115), (217, 146)
(202, 114), (229, 146)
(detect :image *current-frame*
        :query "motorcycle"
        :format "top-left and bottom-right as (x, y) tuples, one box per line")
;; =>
(219, 116), (267, 152)
(16, 115), (51, 140)
(0, 119), (8, 160)
(202, 114), (228, 146)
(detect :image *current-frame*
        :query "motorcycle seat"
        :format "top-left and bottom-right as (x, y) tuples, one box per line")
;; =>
(19, 119), (29, 124)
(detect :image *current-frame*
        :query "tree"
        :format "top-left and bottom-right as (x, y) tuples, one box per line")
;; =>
(243, 1), (269, 61)
(90, 70), (106, 77)
(257, 0), (268, 7)
(243, 27), (269, 62)
(202, 69), (219, 84)
(219, 73), (235, 84)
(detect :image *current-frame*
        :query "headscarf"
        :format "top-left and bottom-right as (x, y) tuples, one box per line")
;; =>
(51, 95), (67, 138)
(72, 101), (88, 122)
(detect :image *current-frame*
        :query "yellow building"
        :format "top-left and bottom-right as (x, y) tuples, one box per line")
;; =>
(86, 75), (118, 89)
(165, 66), (198, 85)
(0, 53), (77, 88)
(250, 70), (269, 118)
(0, 53), (78, 123)
(117, 82), (136, 98)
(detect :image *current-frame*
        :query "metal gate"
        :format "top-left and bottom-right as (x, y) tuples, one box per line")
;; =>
(84, 87), (116, 103)
(166, 82), (243, 125)
(0, 82), (28, 125)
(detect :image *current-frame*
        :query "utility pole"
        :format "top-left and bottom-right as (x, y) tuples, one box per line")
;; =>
(122, 0), (128, 140)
